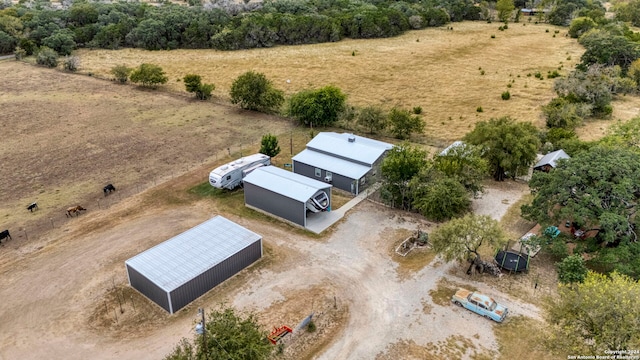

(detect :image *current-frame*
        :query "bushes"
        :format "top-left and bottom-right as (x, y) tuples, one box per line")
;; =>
(501, 91), (511, 100)
(111, 65), (133, 83)
(230, 71), (284, 113)
(36, 46), (58, 68)
(183, 74), (215, 100)
(129, 63), (168, 88)
(288, 85), (346, 126)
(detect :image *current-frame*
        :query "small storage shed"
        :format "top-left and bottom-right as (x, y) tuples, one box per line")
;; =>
(125, 216), (262, 314)
(243, 166), (332, 228)
(533, 149), (570, 172)
(292, 132), (393, 195)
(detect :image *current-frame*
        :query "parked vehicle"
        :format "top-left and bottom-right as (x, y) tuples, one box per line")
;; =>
(451, 288), (508, 323)
(209, 154), (270, 190)
(306, 190), (330, 213)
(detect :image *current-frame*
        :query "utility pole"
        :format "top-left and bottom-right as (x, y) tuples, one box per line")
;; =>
(196, 308), (208, 359)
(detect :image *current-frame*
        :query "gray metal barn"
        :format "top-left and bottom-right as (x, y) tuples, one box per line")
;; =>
(243, 166), (332, 228)
(292, 132), (392, 195)
(125, 215), (262, 314)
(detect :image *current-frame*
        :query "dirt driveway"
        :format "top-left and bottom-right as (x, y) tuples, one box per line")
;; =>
(0, 176), (531, 359)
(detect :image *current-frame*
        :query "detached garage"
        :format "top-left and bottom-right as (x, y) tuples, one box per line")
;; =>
(243, 166), (332, 228)
(125, 215), (262, 314)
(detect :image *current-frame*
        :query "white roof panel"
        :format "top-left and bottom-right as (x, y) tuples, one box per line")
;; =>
(292, 149), (371, 179)
(243, 166), (330, 202)
(305, 132), (392, 165)
(125, 216), (261, 292)
(534, 149), (570, 169)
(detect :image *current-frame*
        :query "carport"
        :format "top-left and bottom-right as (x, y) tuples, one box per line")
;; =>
(243, 166), (332, 229)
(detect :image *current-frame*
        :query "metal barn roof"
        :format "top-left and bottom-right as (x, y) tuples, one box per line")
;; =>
(243, 166), (331, 202)
(439, 141), (467, 156)
(125, 216), (261, 292)
(293, 149), (371, 179)
(304, 132), (393, 165)
(533, 149), (570, 169)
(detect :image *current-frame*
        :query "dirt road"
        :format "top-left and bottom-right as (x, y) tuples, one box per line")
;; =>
(0, 180), (530, 359)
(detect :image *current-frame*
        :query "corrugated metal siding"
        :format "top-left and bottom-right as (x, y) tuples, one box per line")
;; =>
(293, 161), (356, 194)
(126, 264), (170, 313)
(244, 182), (306, 226)
(169, 240), (262, 313)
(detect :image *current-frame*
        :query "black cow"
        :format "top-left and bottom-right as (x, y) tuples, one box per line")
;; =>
(0, 229), (11, 243)
(27, 202), (38, 212)
(103, 184), (116, 196)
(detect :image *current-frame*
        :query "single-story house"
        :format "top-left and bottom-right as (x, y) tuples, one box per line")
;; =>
(292, 132), (393, 195)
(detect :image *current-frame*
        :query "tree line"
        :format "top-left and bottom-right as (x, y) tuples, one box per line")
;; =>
(0, 0), (485, 55)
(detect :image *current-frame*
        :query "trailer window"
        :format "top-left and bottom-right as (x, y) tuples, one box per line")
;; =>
(226, 175), (231, 180)
(315, 168), (321, 177)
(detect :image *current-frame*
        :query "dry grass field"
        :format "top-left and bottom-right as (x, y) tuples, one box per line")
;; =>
(76, 21), (592, 143)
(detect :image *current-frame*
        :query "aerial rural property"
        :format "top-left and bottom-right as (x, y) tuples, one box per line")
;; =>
(1, 0), (640, 359)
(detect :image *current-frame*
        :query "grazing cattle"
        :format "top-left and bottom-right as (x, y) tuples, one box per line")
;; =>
(0, 229), (11, 243)
(66, 205), (87, 217)
(103, 184), (116, 196)
(27, 202), (39, 212)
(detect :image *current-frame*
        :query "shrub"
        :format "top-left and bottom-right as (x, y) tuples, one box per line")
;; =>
(480, 69), (485, 75)
(557, 254), (587, 283)
(183, 74), (215, 100)
(14, 46), (26, 60)
(476, 106), (483, 112)
(307, 320), (316, 332)
(490, 34), (496, 38)
(547, 70), (560, 78)
(534, 71), (542, 79)
(412, 106), (423, 114)
(111, 65), (133, 84)
(36, 46), (58, 68)
(230, 71), (284, 113)
(501, 91), (511, 100)
(63, 56), (80, 72)
(130, 63), (168, 88)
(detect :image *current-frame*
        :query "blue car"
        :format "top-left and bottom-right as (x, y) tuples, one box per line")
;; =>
(451, 288), (508, 323)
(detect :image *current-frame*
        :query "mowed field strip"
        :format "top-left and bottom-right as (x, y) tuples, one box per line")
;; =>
(78, 21), (586, 140)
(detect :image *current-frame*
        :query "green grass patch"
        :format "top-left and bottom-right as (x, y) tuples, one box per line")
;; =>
(430, 278), (477, 306)
(495, 316), (559, 360)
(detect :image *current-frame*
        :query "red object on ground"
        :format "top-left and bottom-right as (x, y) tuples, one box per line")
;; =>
(268, 325), (293, 344)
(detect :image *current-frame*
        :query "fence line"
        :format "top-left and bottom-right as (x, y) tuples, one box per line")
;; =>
(3, 143), (260, 246)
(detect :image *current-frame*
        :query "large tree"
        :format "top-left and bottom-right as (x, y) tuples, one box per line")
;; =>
(545, 271), (640, 355)
(496, 0), (515, 22)
(410, 171), (471, 221)
(388, 107), (425, 140)
(433, 142), (488, 197)
(430, 214), (507, 274)
(522, 145), (640, 276)
(229, 71), (284, 113)
(288, 85), (346, 127)
(463, 116), (540, 181)
(357, 105), (387, 134)
(164, 306), (272, 360)
(380, 143), (428, 210)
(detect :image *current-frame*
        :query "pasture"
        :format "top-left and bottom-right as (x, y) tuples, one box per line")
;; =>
(76, 21), (590, 143)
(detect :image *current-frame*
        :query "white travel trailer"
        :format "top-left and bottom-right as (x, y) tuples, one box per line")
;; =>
(209, 154), (271, 190)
